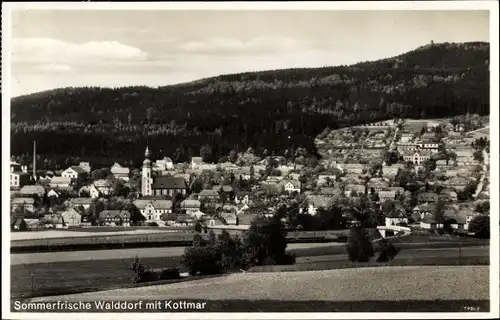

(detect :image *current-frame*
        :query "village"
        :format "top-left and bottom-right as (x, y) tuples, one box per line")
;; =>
(10, 116), (490, 236)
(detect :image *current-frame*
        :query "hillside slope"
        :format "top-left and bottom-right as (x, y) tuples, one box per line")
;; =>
(10, 42), (489, 168)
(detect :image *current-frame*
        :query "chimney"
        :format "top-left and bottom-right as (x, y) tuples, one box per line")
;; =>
(33, 140), (36, 180)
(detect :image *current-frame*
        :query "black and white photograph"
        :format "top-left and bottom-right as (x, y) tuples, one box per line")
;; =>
(2, 1), (499, 318)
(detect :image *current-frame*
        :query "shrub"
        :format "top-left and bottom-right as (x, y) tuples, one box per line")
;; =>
(194, 221), (203, 233)
(376, 239), (399, 262)
(346, 226), (375, 262)
(244, 216), (288, 266)
(135, 270), (160, 283)
(181, 246), (222, 276)
(159, 267), (181, 280)
(469, 215), (490, 239)
(147, 222), (159, 227)
(274, 252), (296, 265)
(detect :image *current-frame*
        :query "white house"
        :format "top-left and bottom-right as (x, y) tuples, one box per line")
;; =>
(304, 195), (332, 215)
(133, 199), (173, 222)
(49, 176), (72, 188)
(235, 192), (253, 205)
(110, 163), (130, 181)
(180, 200), (201, 216)
(79, 185), (100, 199)
(61, 208), (83, 227)
(385, 211), (408, 226)
(62, 166), (86, 180)
(154, 157), (174, 171)
(402, 150), (432, 165)
(47, 189), (60, 198)
(190, 157), (204, 171)
(10, 171), (30, 189)
(280, 179), (301, 194)
(93, 179), (113, 196)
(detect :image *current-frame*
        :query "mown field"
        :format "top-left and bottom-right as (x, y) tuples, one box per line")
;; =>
(22, 266), (489, 312)
(11, 242), (489, 299)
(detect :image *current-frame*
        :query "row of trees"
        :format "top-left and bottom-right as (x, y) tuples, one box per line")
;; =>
(182, 216), (295, 275)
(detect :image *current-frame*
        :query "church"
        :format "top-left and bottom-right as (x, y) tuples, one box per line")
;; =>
(141, 147), (187, 197)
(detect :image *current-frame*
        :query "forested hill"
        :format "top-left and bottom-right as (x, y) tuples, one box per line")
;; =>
(11, 41), (489, 169)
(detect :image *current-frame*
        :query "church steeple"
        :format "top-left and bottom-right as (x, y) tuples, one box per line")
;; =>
(142, 145), (153, 197)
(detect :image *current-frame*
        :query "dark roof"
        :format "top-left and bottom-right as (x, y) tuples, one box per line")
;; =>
(176, 214), (193, 222)
(100, 210), (131, 219)
(152, 176), (187, 189)
(237, 214), (259, 225)
(70, 166), (86, 174)
(161, 212), (177, 221)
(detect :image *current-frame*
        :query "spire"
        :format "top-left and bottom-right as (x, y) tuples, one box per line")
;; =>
(145, 146), (150, 159)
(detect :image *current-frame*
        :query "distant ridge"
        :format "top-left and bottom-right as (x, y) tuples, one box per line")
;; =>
(10, 41), (489, 168)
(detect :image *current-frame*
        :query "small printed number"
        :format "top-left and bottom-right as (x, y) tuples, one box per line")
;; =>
(463, 306), (481, 312)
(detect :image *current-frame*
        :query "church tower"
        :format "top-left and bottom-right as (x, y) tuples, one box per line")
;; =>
(141, 146), (153, 196)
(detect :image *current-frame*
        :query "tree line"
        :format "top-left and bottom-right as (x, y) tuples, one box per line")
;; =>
(11, 42), (489, 169)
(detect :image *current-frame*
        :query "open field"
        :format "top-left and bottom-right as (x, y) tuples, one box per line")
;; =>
(10, 230), (348, 253)
(11, 242), (345, 265)
(10, 228), (186, 241)
(26, 266), (489, 312)
(11, 237), (488, 265)
(11, 245), (489, 299)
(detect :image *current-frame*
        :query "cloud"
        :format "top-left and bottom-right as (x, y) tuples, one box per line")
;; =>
(179, 36), (306, 55)
(38, 64), (73, 72)
(11, 37), (148, 65)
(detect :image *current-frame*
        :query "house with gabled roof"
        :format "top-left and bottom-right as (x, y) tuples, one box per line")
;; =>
(93, 179), (113, 196)
(343, 163), (365, 174)
(62, 166), (86, 180)
(69, 197), (95, 210)
(448, 177), (470, 192)
(439, 188), (458, 202)
(180, 199), (201, 215)
(198, 189), (219, 202)
(133, 199), (172, 222)
(151, 176), (187, 196)
(279, 179), (301, 194)
(11, 197), (36, 213)
(378, 190), (397, 202)
(345, 184), (366, 197)
(61, 208), (84, 227)
(413, 204), (436, 220)
(154, 157), (174, 171)
(110, 163), (130, 181)
(190, 157), (204, 171)
(41, 214), (67, 229)
(99, 210), (131, 227)
(304, 195), (333, 215)
(49, 176), (72, 188)
(235, 192), (253, 205)
(19, 185), (46, 198)
(385, 209), (408, 226)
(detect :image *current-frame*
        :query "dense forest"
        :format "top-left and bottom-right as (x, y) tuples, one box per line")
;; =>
(11, 42), (489, 169)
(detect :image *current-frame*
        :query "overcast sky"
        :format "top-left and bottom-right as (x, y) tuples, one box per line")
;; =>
(9, 9), (489, 97)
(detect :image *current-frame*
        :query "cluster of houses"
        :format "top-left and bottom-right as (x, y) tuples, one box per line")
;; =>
(10, 118), (489, 234)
